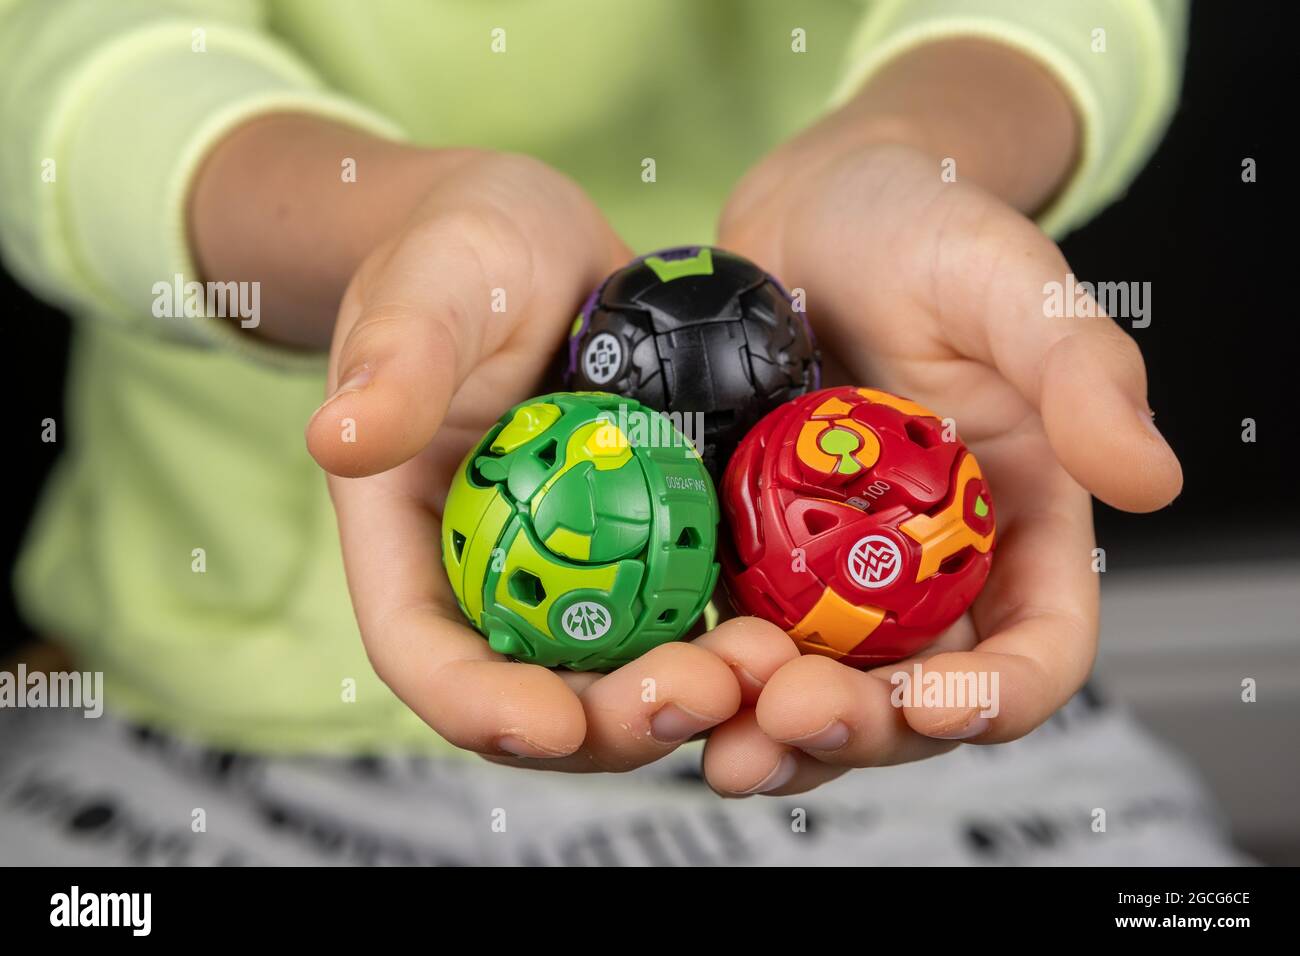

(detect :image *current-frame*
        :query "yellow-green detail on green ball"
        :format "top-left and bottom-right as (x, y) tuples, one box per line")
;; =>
(441, 392), (720, 670)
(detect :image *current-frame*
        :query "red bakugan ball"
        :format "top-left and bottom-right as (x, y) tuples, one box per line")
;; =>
(720, 386), (996, 668)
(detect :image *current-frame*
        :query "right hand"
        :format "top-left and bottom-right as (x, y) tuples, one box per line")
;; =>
(304, 148), (799, 769)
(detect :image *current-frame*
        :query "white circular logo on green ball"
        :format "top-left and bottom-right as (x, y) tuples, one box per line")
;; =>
(561, 601), (612, 641)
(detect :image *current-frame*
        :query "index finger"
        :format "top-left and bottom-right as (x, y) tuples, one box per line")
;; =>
(928, 203), (1182, 513)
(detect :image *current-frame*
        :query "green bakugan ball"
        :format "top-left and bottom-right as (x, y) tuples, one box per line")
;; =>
(441, 392), (720, 670)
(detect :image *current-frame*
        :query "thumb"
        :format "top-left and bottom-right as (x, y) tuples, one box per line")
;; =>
(1036, 328), (1182, 512)
(307, 212), (634, 479)
(306, 301), (464, 479)
(305, 227), (483, 478)
(970, 229), (1183, 512)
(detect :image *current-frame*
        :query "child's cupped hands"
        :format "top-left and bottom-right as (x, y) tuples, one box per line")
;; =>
(303, 100), (1183, 797)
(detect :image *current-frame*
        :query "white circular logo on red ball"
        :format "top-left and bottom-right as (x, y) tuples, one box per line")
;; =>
(846, 535), (903, 589)
(583, 333), (622, 385)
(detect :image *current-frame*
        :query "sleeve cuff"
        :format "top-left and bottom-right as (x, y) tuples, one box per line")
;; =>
(830, 0), (1187, 238)
(51, 19), (406, 367)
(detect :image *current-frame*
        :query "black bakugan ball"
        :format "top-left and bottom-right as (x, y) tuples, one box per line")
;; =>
(565, 245), (820, 479)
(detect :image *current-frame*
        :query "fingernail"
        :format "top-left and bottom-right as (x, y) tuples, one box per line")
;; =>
(927, 716), (990, 740)
(741, 753), (798, 795)
(650, 703), (715, 743)
(496, 734), (564, 758)
(311, 365), (373, 422)
(331, 364), (373, 400)
(782, 719), (850, 752)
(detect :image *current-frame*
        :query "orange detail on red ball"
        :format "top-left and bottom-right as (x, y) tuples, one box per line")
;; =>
(720, 386), (996, 668)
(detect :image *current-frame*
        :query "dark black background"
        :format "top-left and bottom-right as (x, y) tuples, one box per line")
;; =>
(2, 1), (1291, 658)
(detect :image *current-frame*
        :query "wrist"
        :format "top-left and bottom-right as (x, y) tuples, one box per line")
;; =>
(188, 113), (469, 349)
(822, 38), (1080, 215)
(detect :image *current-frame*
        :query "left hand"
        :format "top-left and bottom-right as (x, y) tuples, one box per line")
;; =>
(698, 98), (1182, 796)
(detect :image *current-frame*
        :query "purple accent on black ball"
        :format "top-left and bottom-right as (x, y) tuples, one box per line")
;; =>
(639, 245), (703, 262)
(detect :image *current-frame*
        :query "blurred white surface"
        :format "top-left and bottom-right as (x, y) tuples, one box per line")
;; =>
(1096, 560), (1300, 862)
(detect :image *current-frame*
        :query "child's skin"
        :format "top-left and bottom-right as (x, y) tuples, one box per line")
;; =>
(190, 40), (1182, 794)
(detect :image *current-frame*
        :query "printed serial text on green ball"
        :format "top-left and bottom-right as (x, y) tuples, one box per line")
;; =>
(442, 392), (720, 670)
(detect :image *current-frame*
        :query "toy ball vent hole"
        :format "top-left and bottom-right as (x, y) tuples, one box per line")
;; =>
(537, 439), (558, 468)
(676, 527), (703, 549)
(450, 531), (467, 562)
(507, 569), (547, 607)
(904, 419), (941, 448)
(657, 609), (679, 624)
(802, 508), (840, 536)
(939, 547), (975, 575)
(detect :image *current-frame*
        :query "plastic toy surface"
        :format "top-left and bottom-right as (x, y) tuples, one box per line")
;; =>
(442, 392), (719, 670)
(720, 386), (996, 668)
(565, 246), (819, 480)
